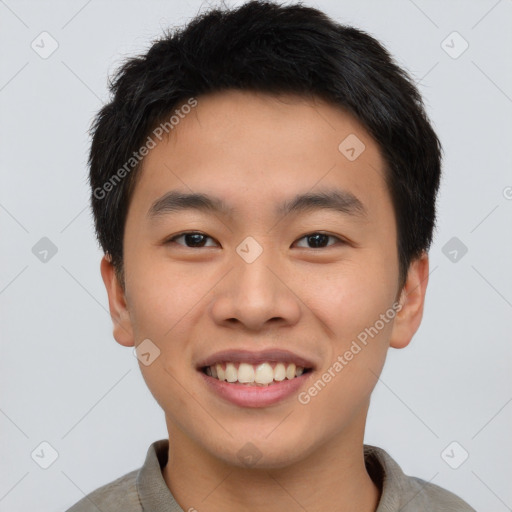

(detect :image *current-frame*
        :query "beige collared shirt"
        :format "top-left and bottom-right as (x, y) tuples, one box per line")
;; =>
(66, 439), (476, 511)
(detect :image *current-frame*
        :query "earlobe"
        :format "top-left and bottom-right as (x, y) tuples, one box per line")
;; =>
(389, 252), (430, 350)
(100, 255), (135, 347)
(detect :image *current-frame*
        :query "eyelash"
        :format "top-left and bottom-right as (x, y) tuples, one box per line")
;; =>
(165, 231), (346, 249)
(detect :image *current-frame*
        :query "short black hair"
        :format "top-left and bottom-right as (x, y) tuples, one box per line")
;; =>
(89, 0), (442, 292)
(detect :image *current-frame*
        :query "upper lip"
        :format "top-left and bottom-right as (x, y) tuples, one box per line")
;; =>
(197, 349), (316, 370)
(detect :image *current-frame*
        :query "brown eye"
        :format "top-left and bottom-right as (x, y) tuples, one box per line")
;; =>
(294, 232), (342, 249)
(167, 232), (218, 248)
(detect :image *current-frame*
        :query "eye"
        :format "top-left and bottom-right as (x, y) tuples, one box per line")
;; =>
(165, 231), (345, 249)
(294, 232), (344, 249)
(166, 231), (218, 248)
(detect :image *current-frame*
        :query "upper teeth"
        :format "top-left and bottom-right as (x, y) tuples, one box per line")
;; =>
(205, 362), (305, 385)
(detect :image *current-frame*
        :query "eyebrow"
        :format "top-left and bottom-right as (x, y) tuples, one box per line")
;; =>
(147, 188), (368, 221)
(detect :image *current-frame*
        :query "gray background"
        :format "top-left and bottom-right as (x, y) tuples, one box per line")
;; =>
(1, 0), (511, 510)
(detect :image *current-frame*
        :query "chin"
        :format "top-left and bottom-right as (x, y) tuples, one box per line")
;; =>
(208, 431), (316, 470)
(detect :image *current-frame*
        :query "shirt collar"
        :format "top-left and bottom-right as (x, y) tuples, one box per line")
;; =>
(136, 439), (182, 511)
(137, 439), (406, 511)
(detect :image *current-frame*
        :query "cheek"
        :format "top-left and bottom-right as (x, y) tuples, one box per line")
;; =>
(298, 288), (393, 435)
(312, 256), (398, 337)
(302, 256), (398, 411)
(124, 252), (203, 340)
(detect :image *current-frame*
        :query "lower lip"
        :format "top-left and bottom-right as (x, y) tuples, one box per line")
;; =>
(199, 371), (312, 408)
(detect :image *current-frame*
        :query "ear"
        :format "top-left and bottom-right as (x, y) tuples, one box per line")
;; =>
(389, 251), (430, 349)
(100, 255), (135, 347)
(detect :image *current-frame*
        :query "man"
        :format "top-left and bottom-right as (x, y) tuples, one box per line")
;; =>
(67, 1), (476, 510)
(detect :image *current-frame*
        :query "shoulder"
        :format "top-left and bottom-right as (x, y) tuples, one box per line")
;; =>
(364, 444), (476, 512)
(65, 469), (141, 512)
(403, 475), (477, 511)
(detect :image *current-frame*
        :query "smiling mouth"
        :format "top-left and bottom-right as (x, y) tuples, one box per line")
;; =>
(201, 361), (313, 386)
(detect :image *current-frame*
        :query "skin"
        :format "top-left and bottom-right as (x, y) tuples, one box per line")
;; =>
(101, 90), (429, 512)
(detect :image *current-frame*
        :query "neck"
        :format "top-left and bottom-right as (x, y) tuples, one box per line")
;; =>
(162, 408), (381, 512)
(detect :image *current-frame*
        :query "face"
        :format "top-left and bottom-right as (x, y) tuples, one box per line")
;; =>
(102, 90), (428, 469)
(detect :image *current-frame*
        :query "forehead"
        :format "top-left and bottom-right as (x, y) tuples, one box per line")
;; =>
(130, 90), (392, 224)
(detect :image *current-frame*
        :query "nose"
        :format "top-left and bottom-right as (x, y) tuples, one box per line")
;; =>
(209, 245), (301, 332)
